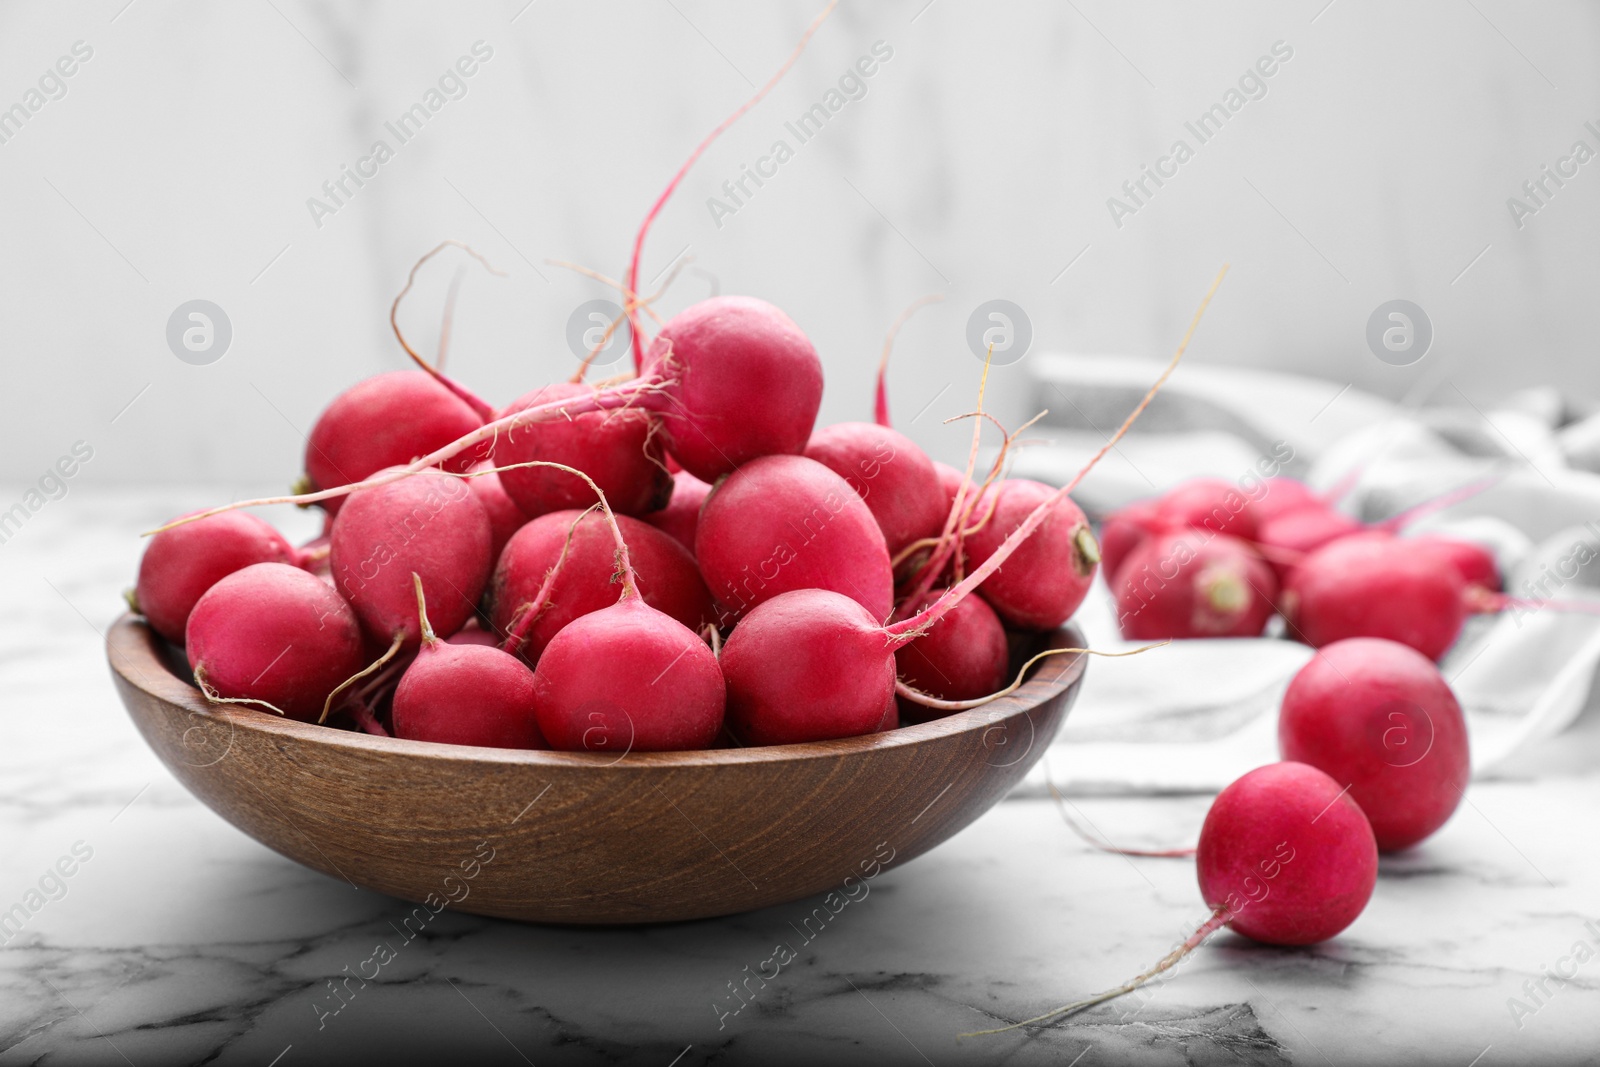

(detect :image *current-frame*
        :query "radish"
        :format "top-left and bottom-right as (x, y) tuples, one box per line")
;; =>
(1280, 637), (1470, 851)
(493, 382), (672, 519)
(642, 296), (823, 482)
(328, 468), (493, 655)
(804, 423), (945, 556)
(893, 591), (1009, 724)
(962, 479), (1100, 630)
(1408, 533), (1500, 592)
(134, 512), (296, 643)
(526, 475), (725, 752)
(1283, 534), (1466, 660)
(721, 266), (1230, 744)
(642, 469), (713, 553)
(1198, 761), (1377, 943)
(448, 624), (501, 647)
(933, 461), (974, 514)
(696, 454), (894, 622)
(1255, 504), (1366, 560)
(1252, 476), (1321, 523)
(965, 760), (1376, 1035)
(1114, 530), (1278, 640)
(392, 575), (545, 750)
(1153, 477), (1260, 542)
(465, 465), (528, 565)
(491, 508), (713, 662)
(301, 371), (487, 516)
(185, 562), (365, 722)
(721, 589), (895, 745)
(1097, 498), (1159, 586)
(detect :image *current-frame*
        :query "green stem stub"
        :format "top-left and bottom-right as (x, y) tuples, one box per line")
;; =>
(1073, 524), (1102, 573)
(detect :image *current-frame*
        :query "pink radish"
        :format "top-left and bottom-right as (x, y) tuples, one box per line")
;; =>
(135, 512), (296, 642)
(302, 371), (487, 516)
(965, 760), (1376, 1035)
(1153, 477), (1260, 542)
(804, 422), (945, 556)
(328, 468), (493, 653)
(465, 466), (528, 565)
(493, 382), (672, 519)
(696, 454), (894, 622)
(1256, 504), (1366, 559)
(722, 589), (895, 745)
(1283, 534), (1466, 660)
(1280, 637), (1470, 851)
(1409, 534), (1500, 592)
(1097, 498), (1159, 586)
(720, 266), (1230, 744)
(1114, 531), (1278, 640)
(1252, 476), (1322, 523)
(490, 509), (713, 663)
(962, 479), (1099, 630)
(642, 296), (823, 482)
(447, 624), (501, 647)
(933, 461), (974, 514)
(642, 469), (713, 553)
(1198, 761), (1377, 944)
(185, 562), (365, 722)
(392, 575), (545, 750)
(526, 473), (725, 752)
(893, 591), (1009, 724)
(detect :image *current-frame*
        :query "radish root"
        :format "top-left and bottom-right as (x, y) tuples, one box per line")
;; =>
(895, 642), (1167, 710)
(318, 631), (405, 725)
(875, 293), (943, 427)
(194, 664), (291, 718)
(625, 0), (841, 369)
(959, 906), (1233, 1037)
(390, 239), (506, 420)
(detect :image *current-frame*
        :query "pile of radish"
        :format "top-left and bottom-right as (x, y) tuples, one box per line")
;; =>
(1103, 471), (1511, 660)
(131, 263), (1203, 753)
(129, 0), (1170, 755)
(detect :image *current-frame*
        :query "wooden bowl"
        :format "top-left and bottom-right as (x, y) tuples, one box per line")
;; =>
(108, 615), (1086, 924)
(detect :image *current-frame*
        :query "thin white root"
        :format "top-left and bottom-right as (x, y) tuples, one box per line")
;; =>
(958, 906), (1233, 1037)
(319, 632), (405, 726)
(894, 642), (1167, 710)
(194, 664), (289, 718)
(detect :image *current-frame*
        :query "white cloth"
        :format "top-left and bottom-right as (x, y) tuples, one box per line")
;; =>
(1004, 355), (1600, 795)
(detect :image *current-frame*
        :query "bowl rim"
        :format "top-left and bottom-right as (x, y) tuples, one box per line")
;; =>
(108, 613), (1087, 769)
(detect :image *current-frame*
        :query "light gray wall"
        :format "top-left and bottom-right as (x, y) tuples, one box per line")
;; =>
(1, 0), (1596, 488)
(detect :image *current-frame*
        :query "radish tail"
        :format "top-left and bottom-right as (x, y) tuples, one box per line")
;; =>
(959, 907), (1232, 1037)
(389, 240), (505, 421)
(319, 632), (405, 725)
(502, 505), (596, 656)
(1043, 760), (1196, 858)
(888, 265), (1230, 646)
(895, 642), (1163, 712)
(874, 293), (943, 427)
(625, 0), (840, 370)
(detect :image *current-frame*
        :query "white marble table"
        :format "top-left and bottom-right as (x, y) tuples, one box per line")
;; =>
(3, 489), (1598, 1066)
